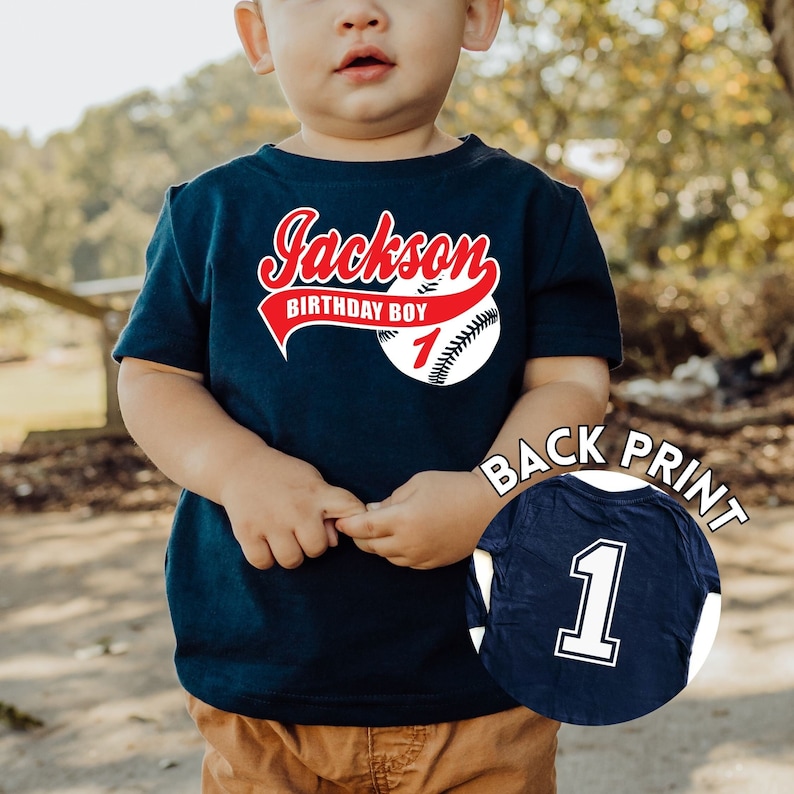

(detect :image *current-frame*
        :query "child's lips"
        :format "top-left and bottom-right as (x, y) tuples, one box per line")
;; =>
(336, 46), (395, 82)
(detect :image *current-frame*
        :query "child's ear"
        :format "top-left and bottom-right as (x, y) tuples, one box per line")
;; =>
(235, 1), (274, 75)
(462, 0), (504, 52)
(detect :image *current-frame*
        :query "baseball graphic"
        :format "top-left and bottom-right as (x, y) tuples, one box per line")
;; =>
(377, 271), (501, 386)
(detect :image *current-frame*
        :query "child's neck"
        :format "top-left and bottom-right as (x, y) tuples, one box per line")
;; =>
(276, 124), (462, 162)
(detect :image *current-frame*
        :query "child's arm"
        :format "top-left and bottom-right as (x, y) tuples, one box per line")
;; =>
(335, 355), (610, 569)
(117, 356), (366, 570)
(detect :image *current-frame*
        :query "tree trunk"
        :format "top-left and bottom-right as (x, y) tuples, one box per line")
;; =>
(764, 0), (794, 96)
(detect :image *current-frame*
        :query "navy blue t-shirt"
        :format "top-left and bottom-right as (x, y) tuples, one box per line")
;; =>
(468, 474), (721, 725)
(114, 135), (622, 726)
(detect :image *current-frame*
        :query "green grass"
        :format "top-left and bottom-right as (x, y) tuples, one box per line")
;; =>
(0, 347), (106, 450)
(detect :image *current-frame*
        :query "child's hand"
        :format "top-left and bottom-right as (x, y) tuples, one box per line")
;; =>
(335, 470), (500, 569)
(220, 453), (366, 570)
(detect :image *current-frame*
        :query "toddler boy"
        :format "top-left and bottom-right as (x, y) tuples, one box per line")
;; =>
(115, 0), (622, 791)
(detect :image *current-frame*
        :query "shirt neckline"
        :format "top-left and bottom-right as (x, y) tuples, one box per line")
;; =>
(251, 134), (486, 182)
(558, 473), (659, 504)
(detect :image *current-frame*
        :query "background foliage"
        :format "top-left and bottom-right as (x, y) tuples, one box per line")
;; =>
(1, 0), (792, 375)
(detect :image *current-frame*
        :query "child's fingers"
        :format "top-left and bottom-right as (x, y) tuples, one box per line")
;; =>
(324, 518), (339, 548)
(244, 523), (336, 570)
(294, 521), (335, 560)
(348, 535), (417, 567)
(321, 484), (368, 518)
(350, 535), (386, 558)
(238, 538), (276, 571)
(267, 532), (308, 570)
(335, 504), (396, 541)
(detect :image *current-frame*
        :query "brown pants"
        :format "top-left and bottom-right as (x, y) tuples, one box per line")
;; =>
(186, 694), (559, 794)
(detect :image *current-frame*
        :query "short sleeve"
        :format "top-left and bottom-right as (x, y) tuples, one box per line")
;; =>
(113, 186), (209, 372)
(683, 512), (722, 596)
(526, 189), (622, 369)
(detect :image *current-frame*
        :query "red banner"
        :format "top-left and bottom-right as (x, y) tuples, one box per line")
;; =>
(259, 264), (498, 358)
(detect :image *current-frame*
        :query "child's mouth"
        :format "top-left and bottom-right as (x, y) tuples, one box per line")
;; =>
(348, 56), (387, 68)
(336, 48), (395, 82)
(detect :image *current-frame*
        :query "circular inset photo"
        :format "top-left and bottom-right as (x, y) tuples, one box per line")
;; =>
(466, 471), (721, 725)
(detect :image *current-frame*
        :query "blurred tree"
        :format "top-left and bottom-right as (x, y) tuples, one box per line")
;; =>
(0, 129), (85, 284)
(165, 55), (298, 179)
(27, 58), (297, 284)
(762, 0), (794, 94)
(441, 0), (794, 277)
(45, 91), (174, 281)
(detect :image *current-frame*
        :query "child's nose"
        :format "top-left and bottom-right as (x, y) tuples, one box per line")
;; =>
(336, 2), (388, 32)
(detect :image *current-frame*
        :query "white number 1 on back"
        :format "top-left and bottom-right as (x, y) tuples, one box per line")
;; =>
(555, 539), (627, 667)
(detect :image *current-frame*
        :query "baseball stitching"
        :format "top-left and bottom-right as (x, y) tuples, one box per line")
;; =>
(428, 307), (500, 386)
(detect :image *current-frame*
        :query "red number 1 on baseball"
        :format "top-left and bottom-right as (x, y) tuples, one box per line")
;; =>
(412, 327), (441, 369)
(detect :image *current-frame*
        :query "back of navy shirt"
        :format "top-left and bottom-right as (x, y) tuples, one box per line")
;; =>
(473, 475), (721, 725)
(114, 135), (622, 726)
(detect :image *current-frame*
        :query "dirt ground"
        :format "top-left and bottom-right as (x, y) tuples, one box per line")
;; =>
(1, 502), (793, 793)
(3, 380), (794, 514)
